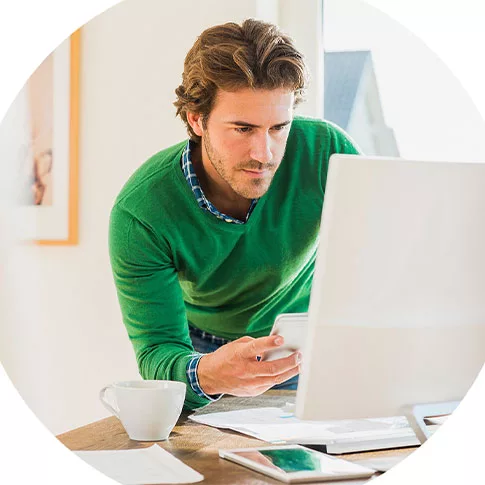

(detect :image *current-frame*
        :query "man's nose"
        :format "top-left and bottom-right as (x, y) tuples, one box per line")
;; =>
(249, 133), (273, 164)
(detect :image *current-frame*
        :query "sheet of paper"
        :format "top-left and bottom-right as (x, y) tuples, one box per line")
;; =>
(190, 407), (290, 427)
(75, 444), (204, 485)
(189, 407), (416, 444)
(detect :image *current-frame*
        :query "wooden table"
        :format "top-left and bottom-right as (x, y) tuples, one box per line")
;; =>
(57, 391), (415, 484)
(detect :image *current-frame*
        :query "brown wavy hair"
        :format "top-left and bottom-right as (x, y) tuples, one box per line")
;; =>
(174, 19), (309, 142)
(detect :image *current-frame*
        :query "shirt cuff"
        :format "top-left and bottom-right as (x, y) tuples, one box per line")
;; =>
(186, 353), (223, 402)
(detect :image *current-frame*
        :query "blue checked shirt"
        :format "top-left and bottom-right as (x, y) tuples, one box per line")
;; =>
(182, 140), (257, 401)
(186, 351), (219, 402)
(181, 140), (257, 223)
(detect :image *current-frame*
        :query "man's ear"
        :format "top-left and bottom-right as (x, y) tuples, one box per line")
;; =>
(186, 112), (204, 137)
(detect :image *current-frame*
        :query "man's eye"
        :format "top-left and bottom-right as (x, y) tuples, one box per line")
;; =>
(272, 125), (288, 131)
(235, 127), (252, 134)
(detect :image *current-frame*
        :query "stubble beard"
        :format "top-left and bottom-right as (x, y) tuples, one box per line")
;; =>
(202, 132), (277, 200)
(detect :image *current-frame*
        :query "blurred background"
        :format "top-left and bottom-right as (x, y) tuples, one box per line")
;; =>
(1, 0), (484, 436)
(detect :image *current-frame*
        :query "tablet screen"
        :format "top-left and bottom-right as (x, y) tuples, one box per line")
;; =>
(231, 447), (331, 473)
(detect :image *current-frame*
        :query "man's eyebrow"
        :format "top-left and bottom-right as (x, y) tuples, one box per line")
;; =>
(225, 120), (292, 128)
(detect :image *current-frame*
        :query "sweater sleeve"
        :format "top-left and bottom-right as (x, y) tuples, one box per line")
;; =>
(326, 120), (362, 156)
(320, 120), (362, 190)
(108, 204), (211, 410)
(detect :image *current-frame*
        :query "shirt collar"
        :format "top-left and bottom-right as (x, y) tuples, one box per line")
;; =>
(181, 140), (257, 224)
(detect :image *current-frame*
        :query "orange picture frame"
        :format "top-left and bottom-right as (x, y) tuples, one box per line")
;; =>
(36, 29), (80, 245)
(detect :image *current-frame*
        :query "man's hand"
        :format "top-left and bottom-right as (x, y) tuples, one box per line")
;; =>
(196, 335), (301, 396)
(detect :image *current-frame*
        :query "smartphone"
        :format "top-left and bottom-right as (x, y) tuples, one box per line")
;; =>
(263, 312), (308, 362)
(219, 444), (376, 483)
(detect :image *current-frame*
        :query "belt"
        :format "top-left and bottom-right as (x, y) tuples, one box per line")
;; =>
(189, 326), (232, 345)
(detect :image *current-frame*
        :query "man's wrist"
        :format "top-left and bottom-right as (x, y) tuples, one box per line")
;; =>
(186, 353), (222, 401)
(196, 353), (219, 396)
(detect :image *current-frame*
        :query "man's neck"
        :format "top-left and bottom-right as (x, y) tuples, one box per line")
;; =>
(191, 143), (252, 220)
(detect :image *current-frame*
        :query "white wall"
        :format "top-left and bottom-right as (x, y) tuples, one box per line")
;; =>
(279, 0), (324, 118)
(0, 0), (322, 435)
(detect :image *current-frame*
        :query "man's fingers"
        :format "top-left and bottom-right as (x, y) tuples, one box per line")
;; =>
(252, 365), (301, 392)
(229, 364), (301, 397)
(247, 351), (301, 377)
(238, 335), (284, 358)
(233, 336), (254, 344)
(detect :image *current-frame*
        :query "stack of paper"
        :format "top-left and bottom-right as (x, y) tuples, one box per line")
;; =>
(75, 445), (204, 484)
(189, 407), (435, 454)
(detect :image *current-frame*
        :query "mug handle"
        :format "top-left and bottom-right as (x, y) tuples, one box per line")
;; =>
(99, 385), (120, 418)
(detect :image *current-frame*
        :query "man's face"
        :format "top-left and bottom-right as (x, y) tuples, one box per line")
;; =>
(193, 88), (294, 200)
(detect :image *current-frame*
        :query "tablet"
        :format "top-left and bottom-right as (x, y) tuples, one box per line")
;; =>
(219, 445), (376, 483)
(263, 313), (308, 362)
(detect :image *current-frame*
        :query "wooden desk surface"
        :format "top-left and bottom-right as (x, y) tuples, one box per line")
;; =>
(57, 391), (415, 485)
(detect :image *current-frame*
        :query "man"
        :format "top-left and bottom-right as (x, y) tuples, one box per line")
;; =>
(109, 19), (360, 410)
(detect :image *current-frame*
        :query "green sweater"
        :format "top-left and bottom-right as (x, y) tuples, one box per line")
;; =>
(109, 117), (359, 409)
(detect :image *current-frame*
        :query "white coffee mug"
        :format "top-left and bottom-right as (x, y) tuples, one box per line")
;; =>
(99, 380), (186, 441)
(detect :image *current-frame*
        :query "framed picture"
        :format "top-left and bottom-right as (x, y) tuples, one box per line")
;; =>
(15, 30), (80, 245)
